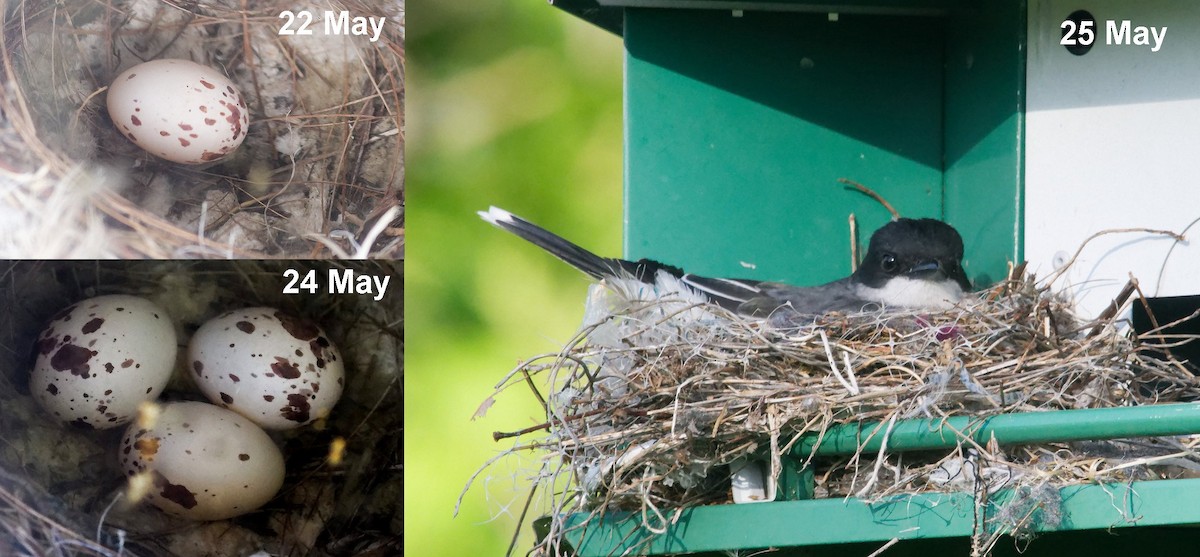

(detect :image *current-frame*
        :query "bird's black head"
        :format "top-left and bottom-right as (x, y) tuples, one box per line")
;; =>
(852, 218), (971, 292)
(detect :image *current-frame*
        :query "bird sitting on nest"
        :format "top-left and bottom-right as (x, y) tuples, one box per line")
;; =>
(478, 206), (972, 319)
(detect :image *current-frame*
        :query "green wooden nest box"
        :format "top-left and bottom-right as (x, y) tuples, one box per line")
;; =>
(538, 1), (1200, 555)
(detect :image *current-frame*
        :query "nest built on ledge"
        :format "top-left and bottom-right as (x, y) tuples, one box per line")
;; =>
(471, 263), (1200, 556)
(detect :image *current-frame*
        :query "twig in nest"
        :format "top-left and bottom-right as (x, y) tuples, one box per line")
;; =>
(492, 407), (623, 442)
(506, 485), (538, 557)
(839, 178), (901, 220)
(1129, 275), (1162, 332)
(867, 538), (900, 557)
(1087, 279), (1137, 338)
(1005, 262), (1029, 295)
(849, 213), (859, 272)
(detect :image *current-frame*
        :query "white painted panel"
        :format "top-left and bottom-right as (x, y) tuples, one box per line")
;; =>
(1026, 0), (1200, 318)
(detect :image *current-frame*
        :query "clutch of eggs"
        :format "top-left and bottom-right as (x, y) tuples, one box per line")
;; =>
(106, 59), (249, 164)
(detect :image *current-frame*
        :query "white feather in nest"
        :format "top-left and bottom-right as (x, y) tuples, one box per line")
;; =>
(582, 271), (728, 371)
(564, 272), (742, 504)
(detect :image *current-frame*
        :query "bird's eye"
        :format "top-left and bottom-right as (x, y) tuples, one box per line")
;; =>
(880, 254), (898, 274)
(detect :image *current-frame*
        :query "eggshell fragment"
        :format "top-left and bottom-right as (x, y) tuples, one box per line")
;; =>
(106, 59), (249, 164)
(189, 308), (344, 430)
(30, 295), (176, 429)
(119, 401), (285, 521)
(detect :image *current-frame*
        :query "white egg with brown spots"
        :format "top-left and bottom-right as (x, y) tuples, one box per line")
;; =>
(119, 401), (285, 521)
(30, 295), (176, 429)
(106, 59), (249, 164)
(188, 307), (344, 430)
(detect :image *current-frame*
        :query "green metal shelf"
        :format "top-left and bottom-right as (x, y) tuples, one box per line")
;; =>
(558, 403), (1200, 555)
(565, 478), (1200, 555)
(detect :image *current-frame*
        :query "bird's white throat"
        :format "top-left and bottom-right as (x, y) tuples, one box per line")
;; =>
(856, 277), (964, 310)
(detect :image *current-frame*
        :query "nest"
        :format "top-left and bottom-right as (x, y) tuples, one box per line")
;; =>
(472, 268), (1200, 556)
(0, 0), (404, 258)
(0, 260), (402, 556)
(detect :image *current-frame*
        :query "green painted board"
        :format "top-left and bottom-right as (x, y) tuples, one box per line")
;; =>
(555, 2), (1024, 289)
(623, 9), (946, 286)
(942, 2), (1026, 285)
(564, 478), (1200, 555)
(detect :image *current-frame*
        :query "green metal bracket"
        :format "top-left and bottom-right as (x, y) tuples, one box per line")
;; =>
(776, 459), (816, 501)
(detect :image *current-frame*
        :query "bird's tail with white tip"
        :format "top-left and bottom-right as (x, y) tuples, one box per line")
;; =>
(479, 206), (767, 313)
(477, 206), (624, 280)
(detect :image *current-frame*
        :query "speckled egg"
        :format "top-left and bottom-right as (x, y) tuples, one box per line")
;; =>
(30, 295), (176, 429)
(188, 307), (344, 430)
(106, 59), (249, 164)
(119, 401), (285, 521)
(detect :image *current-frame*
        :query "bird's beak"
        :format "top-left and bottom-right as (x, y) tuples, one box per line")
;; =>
(908, 260), (973, 292)
(908, 261), (939, 275)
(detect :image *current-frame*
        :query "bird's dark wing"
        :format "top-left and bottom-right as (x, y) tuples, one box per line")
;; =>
(739, 278), (877, 316)
(676, 274), (767, 312)
(670, 274), (875, 316)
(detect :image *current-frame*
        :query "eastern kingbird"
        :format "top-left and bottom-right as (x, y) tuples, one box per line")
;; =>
(478, 207), (972, 317)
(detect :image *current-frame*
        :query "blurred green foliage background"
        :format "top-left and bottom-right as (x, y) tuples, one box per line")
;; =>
(406, 1), (624, 554)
